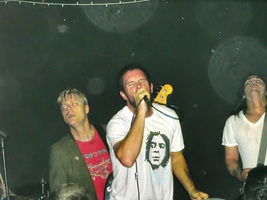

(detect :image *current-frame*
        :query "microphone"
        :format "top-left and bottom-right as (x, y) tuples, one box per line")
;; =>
(144, 96), (152, 106)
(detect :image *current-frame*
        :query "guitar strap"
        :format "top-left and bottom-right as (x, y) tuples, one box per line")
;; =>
(257, 113), (267, 166)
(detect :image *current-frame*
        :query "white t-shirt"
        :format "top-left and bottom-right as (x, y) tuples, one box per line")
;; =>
(222, 111), (266, 168)
(106, 104), (184, 200)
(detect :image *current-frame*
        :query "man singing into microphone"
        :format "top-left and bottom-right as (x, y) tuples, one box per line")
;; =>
(106, 63), (208, 200)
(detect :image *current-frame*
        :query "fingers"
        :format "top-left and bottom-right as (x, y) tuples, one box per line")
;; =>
(190, 190), (209, 200)
(135, 88), (149, 99)
(242, 168), (251, 181)
(134, 89), (150, 105)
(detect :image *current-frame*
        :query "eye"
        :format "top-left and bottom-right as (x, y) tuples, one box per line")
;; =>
(72, 102), (78, 106)
(245, 80), (252, 86)
(150, 142), (156, 148)
(61, 105), (68, 110)
(139, 79), (147, 84)
(126, 82), (135, 88)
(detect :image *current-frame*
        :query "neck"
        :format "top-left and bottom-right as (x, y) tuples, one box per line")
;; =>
(71, 123), (95, 142)
(246, 94), (266, 116)
(246, 103), (266, 116)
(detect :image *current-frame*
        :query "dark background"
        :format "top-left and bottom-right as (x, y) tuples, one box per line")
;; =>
(1, 0), (267, 199)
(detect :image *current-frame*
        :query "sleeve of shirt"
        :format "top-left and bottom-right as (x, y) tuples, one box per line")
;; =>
(106, 113), (131, 154)
(222, 116), (238, 146)
(170, 118), (185, 152)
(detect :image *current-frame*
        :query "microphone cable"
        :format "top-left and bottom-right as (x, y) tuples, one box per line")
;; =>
(151, 104), (179, 120)
(130, 97), (147, 200)
(131, 96), (147, 124)
(135, 160), (140, 200)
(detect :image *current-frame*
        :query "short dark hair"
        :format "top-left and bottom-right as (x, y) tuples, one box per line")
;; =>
(118, 63), (151, 93)
(243, 166), (267, 200)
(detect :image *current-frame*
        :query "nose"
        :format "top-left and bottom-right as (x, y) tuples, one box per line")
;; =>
(136, 81), (144, 89)
(250, 79), (258, 85)
(136, 83), (141, 89)
(68, 106), (73, 111)
(65, 105), (72, 112)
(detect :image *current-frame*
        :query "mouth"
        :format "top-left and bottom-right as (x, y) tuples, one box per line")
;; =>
(68, 113), (75, 119)
(250, 84), (258, 89)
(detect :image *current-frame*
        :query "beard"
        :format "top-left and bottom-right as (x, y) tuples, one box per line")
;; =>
(123, 92), (137, 108)
(128, 97), (137, 108)
(124, 90), (152, 109)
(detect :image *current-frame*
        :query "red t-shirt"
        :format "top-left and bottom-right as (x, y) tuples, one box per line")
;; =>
(76, 128), (112, 200)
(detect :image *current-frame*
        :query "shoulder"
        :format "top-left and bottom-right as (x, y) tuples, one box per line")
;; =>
(224, 113), (245, 131)
(50, 134), (74, 150)
(226, 112), (243, 123)
(113, 106), (130, 118)
(107, 107), (130, 125)
(153, 104), (177, 113)
(152, 104), (179, 119)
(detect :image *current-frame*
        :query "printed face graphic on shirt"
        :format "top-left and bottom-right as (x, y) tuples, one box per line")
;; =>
(145, 131), (170, 170)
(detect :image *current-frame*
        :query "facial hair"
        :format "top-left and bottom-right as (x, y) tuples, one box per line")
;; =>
(129, 97), (137, 108)
(124, 92), (137, 108)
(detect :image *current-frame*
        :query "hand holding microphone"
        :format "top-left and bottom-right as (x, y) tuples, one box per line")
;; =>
(134, 88), (151, 108)
(143, 95), (151, 106)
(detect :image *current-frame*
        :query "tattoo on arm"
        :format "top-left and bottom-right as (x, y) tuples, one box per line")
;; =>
(232, 166), (242, 179)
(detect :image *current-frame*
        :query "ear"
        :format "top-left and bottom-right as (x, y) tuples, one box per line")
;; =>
(120, 91), (128, 101)
(150, 83), (154, 94)
(85, 104), (90, 114)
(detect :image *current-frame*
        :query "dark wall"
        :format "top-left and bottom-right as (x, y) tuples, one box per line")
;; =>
(0, 0), (267, 199)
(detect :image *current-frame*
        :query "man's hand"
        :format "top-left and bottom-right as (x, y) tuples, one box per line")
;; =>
(242, 168), (251, 182)
(134, 88), (150, 108)
(189, 188), (209, 200)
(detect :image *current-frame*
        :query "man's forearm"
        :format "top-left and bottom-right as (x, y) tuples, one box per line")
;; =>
(226, 160), (244, 182)
(171, 152), (196, 194)
(114, 110), (146, 167)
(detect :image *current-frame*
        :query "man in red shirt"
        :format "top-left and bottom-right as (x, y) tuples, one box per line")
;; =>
(49, 88), (112, 200)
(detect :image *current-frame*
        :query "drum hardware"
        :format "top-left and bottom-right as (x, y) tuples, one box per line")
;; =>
(0, 130), (9, 200)
(40, 178), (49, 200)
